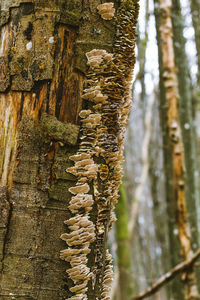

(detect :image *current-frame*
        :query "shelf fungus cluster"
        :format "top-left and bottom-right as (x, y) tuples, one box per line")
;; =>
(97, 3), (115, 20)
(60, 1), (139, 299)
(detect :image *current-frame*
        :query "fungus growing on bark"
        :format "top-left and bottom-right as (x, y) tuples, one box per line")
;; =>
(99, 164), (109, 181)
(68, 194), (94, 213)
(101, 250), (114, 299)
(85, 49), (113, 68)
(97, 3), (115, 20)
(79, 110), (92, 118)
(61, 1), (139, 299)
(69, 153), (91, 162)
(68, 183), (90, 195)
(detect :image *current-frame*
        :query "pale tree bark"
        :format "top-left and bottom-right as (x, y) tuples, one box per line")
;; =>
(136, 0), (149, 104)
(189, 0), (200, 87)
(154, 0), (200, 299)
(172, 0), (200, 250)
(0, 1), (139, 299)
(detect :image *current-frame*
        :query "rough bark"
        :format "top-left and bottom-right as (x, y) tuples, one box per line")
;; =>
(0, 1), (83, 299)
(154, 0), (199, 299)
(0, 1), (139, 299)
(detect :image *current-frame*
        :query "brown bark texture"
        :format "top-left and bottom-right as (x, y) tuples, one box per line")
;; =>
(0, 1), (139, 299)
(157, 0), (199, 299)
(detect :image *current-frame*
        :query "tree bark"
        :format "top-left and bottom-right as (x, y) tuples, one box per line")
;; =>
(154, 2), (183, 299)
(136, 0), (149, 105)
(0, 1), (139, 299)
(154, 0), (200, 299)
(189, 0), (200, 87)
(115, 183), (134, 300)
(172, 0), (200, 251)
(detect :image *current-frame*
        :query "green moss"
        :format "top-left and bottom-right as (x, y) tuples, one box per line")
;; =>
(115, 183), (134, 298)
(120, 0), (136, 11)
(60, 10), (81, 26)
(40, 114), (79, 146)
(115, 184), (129, 240)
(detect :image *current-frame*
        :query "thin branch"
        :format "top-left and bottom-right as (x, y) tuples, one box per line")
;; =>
(133, 248), (200, 300)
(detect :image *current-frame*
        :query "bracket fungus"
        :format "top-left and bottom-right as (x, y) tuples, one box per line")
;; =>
(60, 1), (139, 299)
(97, 3), (115, 20)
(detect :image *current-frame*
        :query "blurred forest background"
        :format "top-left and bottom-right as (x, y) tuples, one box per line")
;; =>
(110, 0), (200, 299)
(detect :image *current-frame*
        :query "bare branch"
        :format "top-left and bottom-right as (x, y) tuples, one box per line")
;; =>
(133, 248), (200, 300)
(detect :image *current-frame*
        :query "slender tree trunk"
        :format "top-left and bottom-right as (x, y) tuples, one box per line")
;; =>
(115, 183), (134, 300)
(154, 0), (200, 299)
(0, 1), (139, 299)
(172, 0), (200, 250)
(154, 2), (183, 299)
(136, 0), (149, 105)
(189, 0), (200, 87)
(149, 90), (172, 299)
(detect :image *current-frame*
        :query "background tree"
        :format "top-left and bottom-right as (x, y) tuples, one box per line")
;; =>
(0, 1), (139, 299)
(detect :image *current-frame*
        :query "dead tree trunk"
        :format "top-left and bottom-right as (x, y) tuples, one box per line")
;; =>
(0, 1), (139, 299)
(154, 0), (200, 299)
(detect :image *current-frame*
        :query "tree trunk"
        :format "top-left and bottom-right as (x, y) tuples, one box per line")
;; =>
(154, 0), (200, 299)
(0, 1), (139, 299)
(149, 90), (172, 299)
(154, 2), (183, 299)
(115, 183), (134, 300)
(190, 0), (200, 87)
(136, 0), (149, 106)
(172, 0), (200, 250)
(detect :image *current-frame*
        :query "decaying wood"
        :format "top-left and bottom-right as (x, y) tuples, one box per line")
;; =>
(0, 1), (84, 299)
(157, 0), (200, 299)
(0, 1), (139, 299)
(133, 248), (200, 300)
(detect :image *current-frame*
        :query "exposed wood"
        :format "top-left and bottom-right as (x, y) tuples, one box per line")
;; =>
(157, 0), (199, 298)
(0, 2), (84, 298)
(172, 0), (200, 249)
(0, 1), (139, 299)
